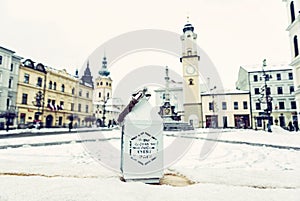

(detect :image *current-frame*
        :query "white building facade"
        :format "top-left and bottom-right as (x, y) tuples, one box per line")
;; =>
(283, 0), (300, 122)
(236, 64), (297, 129)
(0, 46), (23, 129)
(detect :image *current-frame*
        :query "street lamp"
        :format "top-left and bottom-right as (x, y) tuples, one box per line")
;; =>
(32, 91), (44, 116)
(32, 91), (43, 129)
(101, 97), (109, 127)
(261, 59), (273, 132)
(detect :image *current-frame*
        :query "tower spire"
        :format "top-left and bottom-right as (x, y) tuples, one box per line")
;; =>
(183, 17), (194, 33)
(99, 55), (110, 77)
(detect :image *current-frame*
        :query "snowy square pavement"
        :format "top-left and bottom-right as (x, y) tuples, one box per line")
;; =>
(0, 126), (299, 201)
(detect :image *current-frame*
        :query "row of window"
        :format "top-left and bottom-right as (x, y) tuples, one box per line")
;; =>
(23, 73), (43, 87)
(208, 100), (297, 111)
(98, 92), (110, 98)
(70, 103), (89, 113)
(255, 101), (296, 110)
(21, 94), (90, 113)
(254, 86), (294, 95)
(48, 81), (65, 92)
(253, 72), (293, 82)
(23, 73), (91, 98)
(96, 81), (111, 87)
(209, 101), (248, 111)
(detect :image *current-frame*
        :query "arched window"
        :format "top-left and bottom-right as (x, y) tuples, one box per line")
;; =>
(107, 92), (110, 98)
(189, 78), (194, 85)
(99, 92), (101, 98)
(53, 82), (57, 90)
(61, 84), (65, 92)
(72, 88), (75, 95)
(290, 1), (296, 23)
(49, 81), (52, 89)
(294, 35), (299, 57)
(100, 82), (103, 86)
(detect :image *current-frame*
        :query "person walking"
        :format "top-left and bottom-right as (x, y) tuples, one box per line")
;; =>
(6, 119), (9, 132)
(68, 121), (73, 132)
(108, 120), (112, 128)
(293, 120), (299, 132)
(288, 121), (294, 131)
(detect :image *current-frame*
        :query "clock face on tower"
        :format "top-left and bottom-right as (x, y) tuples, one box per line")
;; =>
(186, 66), (195, 75)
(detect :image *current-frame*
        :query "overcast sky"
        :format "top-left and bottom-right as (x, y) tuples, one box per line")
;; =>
(0, 0), (291, 89)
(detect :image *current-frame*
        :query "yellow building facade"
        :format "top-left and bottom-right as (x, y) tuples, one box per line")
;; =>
(16, 59), (93, 128)
(17, 59), (47, 127)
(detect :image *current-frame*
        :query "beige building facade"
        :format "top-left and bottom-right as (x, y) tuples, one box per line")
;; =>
(16, 59), (93, 128)
(201, 91), (251, 128)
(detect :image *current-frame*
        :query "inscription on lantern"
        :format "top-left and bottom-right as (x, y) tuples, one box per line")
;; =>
(129, 132), (158, 165)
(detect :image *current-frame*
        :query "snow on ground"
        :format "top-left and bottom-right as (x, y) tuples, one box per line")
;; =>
(0, 127), (85, 135)
(0, 127), (300, 201)
(168, 125), (300, 148)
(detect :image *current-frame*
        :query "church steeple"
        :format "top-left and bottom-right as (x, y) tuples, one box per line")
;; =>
(93, 54), (113, 126)
(81, 60), (94, 88)
(99, 56), (110, 77)
(84, 60), (92, 75)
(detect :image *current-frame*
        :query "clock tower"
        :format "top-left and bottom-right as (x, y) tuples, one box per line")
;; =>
(180, 20), (202, 127)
